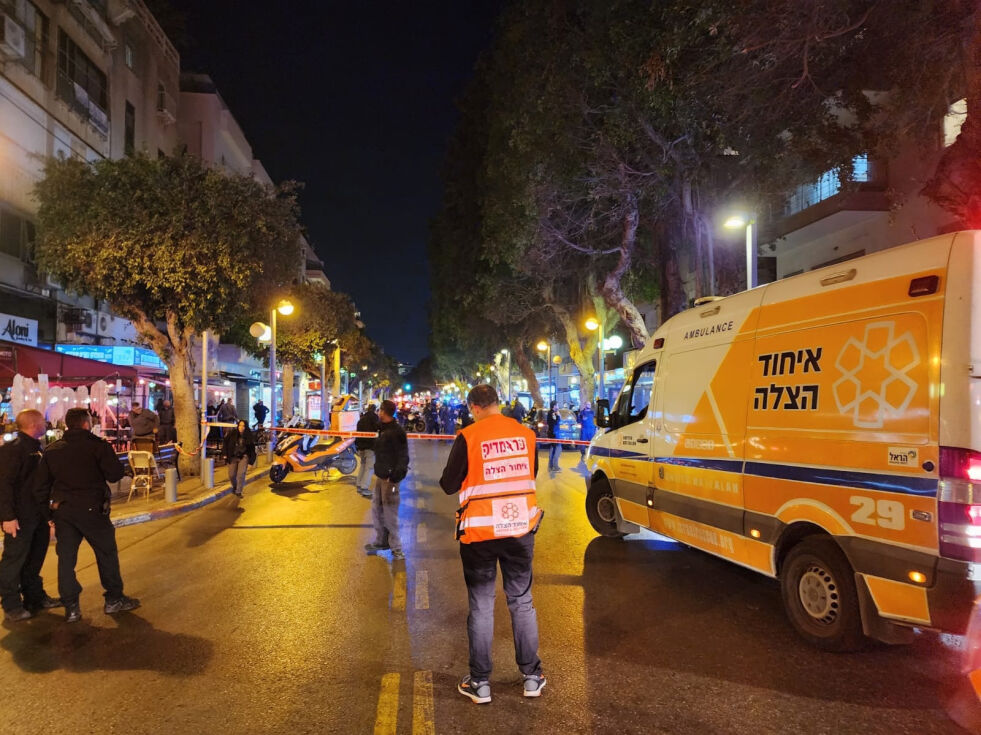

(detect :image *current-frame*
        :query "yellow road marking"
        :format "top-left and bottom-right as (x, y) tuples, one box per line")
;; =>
(392, 570), (406, 611)
(416, 522), (428, 544)
(413, 670), (435, 735)
(374, 673), (400, 735)
(414, 570), (430, 610)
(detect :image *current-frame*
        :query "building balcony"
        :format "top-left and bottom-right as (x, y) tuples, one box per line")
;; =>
(56, 70), (109, 138)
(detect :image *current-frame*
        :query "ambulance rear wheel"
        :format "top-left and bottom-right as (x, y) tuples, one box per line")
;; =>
(269, 464), (289, 484)
(586, 478), (626, 538)
(781, 536), (864, 652)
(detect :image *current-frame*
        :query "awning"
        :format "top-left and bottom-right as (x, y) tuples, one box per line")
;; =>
(0, 340), (138, 389)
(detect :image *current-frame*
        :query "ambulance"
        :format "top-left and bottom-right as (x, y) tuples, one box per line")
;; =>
(585, 231), (981, 651)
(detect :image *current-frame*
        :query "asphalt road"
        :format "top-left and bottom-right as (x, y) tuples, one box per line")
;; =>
(0, 442), (972, 734)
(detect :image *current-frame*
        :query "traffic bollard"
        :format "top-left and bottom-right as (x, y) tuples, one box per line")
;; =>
(165, 468), (178, 503)
(203, 457), (214, 489)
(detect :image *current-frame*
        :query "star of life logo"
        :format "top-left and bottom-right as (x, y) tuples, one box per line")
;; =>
(500, 502), (521, 521)
(492, 496), (529, 536)
(832, 321), (920, 429)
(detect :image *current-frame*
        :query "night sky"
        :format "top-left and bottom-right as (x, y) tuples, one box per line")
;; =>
(167, 0), (501, 365)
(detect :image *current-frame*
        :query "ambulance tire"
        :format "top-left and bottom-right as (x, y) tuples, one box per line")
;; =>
(586, 478), (627, 538)
(781, 536), (864, 652)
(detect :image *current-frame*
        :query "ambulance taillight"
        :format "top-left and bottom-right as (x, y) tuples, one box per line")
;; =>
(939, 447), (981, 562)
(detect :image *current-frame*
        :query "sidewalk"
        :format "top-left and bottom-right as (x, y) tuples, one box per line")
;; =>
(110, 454), (272, 528)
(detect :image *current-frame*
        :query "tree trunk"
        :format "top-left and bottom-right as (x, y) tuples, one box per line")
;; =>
(922, 3), (981, 226)
(512, 347), (544, 407)
(282, 363), (295, 417)
(551, 304), (598, 408)
(168, 346), (200, 476)
(600, 193), (650, 348)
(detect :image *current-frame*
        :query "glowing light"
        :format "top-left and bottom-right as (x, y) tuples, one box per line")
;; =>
(605, 335), (623, 350)
(750, 529), (761, 539)
(585, 317), (599, 332)
(536, 341), (548, 352)
(908, 571), (926, 584)
(276, 299), (294, 316)
(724, 215), (747, 229)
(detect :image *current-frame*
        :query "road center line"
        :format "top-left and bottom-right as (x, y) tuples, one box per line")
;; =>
(413, 670), (435, 735)
(374, 672), (400, 735)
(414, 570), (430, 610)
(392, 570), (407, 611)
(416, 522), (427, 544)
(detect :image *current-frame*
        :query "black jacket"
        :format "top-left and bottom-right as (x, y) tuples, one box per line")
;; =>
(32, 429), (125, 508)
(373, 420), (409, 482)
(222, 427), (256, 464)
(355, 410), (380, 451)
(0, 432), (44, 523)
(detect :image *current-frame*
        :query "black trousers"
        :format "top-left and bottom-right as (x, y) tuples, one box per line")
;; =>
(0, 519), (50, 611)
(53, 503), (124, 604)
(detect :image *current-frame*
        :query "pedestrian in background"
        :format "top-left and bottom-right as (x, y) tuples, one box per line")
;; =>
(158, 400), (176, 444)
(128, 401), (159, 454)
(511, 398), (526, 425)
(546, 402), (561, 472)
(355, 403), (380, 498)
(253, 399), (269, 427)
(439, 402), (451, 434)
(364, 400), (409, 560)
(578, 402), (596, 459)
(32, 408), (139, 623)
(0, 409), (61, 622)
(222, 419), (256, 498)
(439, 384), (546, 704)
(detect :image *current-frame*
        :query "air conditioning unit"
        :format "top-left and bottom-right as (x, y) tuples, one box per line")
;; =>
(0, 14), (26, 60)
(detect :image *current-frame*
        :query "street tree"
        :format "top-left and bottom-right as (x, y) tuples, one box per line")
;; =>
(33, 153), (302, 474)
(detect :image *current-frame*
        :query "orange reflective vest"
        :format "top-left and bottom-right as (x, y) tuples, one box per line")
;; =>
(455, 414), (541, 544)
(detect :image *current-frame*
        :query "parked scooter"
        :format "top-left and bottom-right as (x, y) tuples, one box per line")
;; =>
(404, 408), (426, 433)
(269, 396), (362, 483)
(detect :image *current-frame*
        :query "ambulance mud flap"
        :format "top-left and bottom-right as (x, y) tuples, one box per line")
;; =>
(854, 573), (916, 645)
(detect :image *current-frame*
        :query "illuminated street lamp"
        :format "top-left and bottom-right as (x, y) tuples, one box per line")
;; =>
(267, 298), (295, 460)
(724, 213), (758, 290)
(536, 341), (553, 403)
(499, 348), (512, 403)
(584, 317), (604, 404)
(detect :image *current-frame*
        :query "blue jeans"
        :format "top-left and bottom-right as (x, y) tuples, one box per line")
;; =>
(460, 533), (542, 681)
(548, 442), (561, 470)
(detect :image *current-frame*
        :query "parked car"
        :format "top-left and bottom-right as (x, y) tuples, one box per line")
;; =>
(555, 409), (581, 447)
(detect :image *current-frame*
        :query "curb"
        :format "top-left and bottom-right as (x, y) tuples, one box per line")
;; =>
(111, 466), (267, 529)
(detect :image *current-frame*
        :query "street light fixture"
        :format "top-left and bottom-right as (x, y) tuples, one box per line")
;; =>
(500, 348), (512, 404)
(724, 213), (758, 290)
(268, 297), (295, 460)
(536, 341), (553, 404)
(585, 317), (604, 404)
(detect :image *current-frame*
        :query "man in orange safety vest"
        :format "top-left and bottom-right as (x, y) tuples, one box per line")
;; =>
(439, 383), (546, 704)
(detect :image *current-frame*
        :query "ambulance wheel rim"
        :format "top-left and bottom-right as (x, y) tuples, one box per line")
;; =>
(596, 495), (617, 524)
(798, 563), (839, 624)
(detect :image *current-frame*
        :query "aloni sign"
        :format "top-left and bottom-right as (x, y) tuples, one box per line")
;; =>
(0, 312), (38, 347)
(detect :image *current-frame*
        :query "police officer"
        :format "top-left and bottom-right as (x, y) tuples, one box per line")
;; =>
(32, 407), (140, 623)
(0, 409), (61, 621)
(439, 384), (546, 704)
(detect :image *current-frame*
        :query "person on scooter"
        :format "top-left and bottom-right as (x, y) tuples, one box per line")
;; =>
(355, 404), (380, 499)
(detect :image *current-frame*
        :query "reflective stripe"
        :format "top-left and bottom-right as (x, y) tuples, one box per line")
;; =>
(459, 478), (536, 504)
(458, 506), (540, 530)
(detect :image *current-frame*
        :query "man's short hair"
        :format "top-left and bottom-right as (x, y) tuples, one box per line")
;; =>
(65, 408), (90, 430)
(379, 400), (397, 417)
(15, 409), (43, 432)
(467, 384), (498, 409)
(131, 401), (141, 408)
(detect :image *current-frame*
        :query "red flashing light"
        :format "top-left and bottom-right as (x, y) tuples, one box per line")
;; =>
(969, 460), (981, 482)
(968, 506), (981, 525)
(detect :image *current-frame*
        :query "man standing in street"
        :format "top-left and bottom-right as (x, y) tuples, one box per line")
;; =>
(511, 397), (526, 426)
(364, 400), (408, 560)
(32, 408), (140, 623)
(439, 384), (546, 704)
(355, 403), (380, 499)
(0, 409), (61, 622)
(253, 399), (269, 427)
(546, 401), (561, 472)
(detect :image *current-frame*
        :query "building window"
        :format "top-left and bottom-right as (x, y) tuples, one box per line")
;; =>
(56, 30), (109, 135)
(124, 100), (135, 156)
(784, 154), (871, 217)
(124, 42), (134, 70)
(8, 0), (48, 79)
(0, 209), (33, 263)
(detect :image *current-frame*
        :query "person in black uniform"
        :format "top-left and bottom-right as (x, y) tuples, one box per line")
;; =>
(32, 407), (140, 623)
(0, 409), (61, 621)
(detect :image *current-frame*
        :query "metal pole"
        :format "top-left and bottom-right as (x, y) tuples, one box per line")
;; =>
(200, 330), (208, 472)
(506, 350), (511, 404)
(320, 353), (327, 422)
(746, 219), (758, 290)
(268, 309), (277, 462)
(598, 321), (605, 405)
(548, 345), (553, 404)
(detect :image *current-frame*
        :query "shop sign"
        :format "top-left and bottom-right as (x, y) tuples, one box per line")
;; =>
(0, 313), (38, 347)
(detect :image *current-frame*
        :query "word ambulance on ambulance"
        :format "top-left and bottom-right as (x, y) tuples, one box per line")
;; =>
(585, 231), (981, 651)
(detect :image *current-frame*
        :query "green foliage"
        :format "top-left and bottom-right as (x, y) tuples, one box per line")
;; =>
(273, 282), (358, 367)
(34, 153), (302, 345)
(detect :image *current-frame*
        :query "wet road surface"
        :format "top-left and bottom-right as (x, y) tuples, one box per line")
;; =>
(0, 442), (971, 734)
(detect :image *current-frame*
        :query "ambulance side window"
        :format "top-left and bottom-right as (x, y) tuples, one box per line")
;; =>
(616, 361), (656, 427)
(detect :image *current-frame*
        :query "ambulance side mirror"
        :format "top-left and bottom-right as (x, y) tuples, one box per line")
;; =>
(596, 399), (611, 429)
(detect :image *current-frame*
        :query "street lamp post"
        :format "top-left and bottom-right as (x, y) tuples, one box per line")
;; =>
(585, 317), (604, 405)
(536, 341), (552, 405)
(268, 298), (294, 461)
(500, 348), (512, 404)
(724, 213), (758, 290)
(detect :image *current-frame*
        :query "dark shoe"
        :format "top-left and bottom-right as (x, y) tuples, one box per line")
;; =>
(365, 542), (390, 554)
(457, 675), (491, 704)
(104, 595), (141, 614)
(64, 604), (81, 623)
(4, 607), (33, 623)
(392, 550), (405, 560)
(28, 594), (63, 611)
